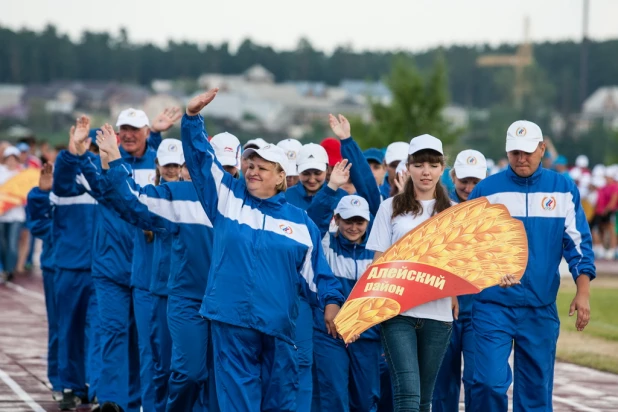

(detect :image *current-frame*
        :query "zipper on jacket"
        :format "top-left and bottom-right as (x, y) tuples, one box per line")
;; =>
(353, 244), (358, 281)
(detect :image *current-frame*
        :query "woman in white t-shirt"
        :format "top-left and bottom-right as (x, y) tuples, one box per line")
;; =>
(0, 146), (25, 280)
(366, 134), (454, 412)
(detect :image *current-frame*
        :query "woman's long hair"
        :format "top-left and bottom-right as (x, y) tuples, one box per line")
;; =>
(392, 149), (451, 218)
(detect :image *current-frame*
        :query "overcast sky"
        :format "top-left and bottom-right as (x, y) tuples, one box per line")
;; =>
(2, 0), (616, 53)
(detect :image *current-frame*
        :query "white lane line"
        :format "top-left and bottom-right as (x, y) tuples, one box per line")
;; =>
(0, 367), (46, 412)
(5, 281), (45, 302)
(553, 396), (602, 412)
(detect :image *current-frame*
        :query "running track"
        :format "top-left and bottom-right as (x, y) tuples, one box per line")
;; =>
(1, 274), (617, 412)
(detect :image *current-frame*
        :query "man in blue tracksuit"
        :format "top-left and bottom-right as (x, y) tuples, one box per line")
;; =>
(468, 120), (595, 411)
(25, 166), (62, 399)
(62, 109), (176, 412)
(85, 148), (218, 411)
(51, 128), (101, 410)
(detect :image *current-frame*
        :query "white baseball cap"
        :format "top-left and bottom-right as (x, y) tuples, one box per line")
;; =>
(575, 154), (589, 168)
(408, 134), (443, 155)
(243, 144), (288, 172)
(297, 143), (328, 173)
(592, 164), (606, 177)
(334, 195), (370, 221)
(277, 139), (302, 177)
(384, 142), (409, 165)
(243, 138), (268, 150)
(3, 146), (20, 159)
(211, 132), (242, 168)
(156, 139), (184, 166)
(116, 108), (150, 128)
(505, 120), (543, 153)
(454, 149), (488, 180)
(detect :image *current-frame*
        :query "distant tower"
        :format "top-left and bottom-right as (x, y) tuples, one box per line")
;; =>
(476, 16), (533, 110)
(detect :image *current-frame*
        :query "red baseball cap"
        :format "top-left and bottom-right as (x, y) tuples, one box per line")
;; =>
(320, 137), (342, 167)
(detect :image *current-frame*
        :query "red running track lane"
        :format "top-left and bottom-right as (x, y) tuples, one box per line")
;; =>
(1, 274), (618, 411)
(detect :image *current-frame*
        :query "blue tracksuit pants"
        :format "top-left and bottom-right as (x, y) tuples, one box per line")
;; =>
(132, 287), (156, 411)
(93, 274), (142, 412)
(470, 301), (560, 412)
(210, 320), (299, 412)
(296, 297), (313, 412)
(54, 269), (92, 397)
(150, 294), (172, 412)
(42, 270), (61, 392)
(85, 284), (101, 402)
(167, 295), (211, 412)
(312, 331), (381, 412)
(432, 317), (474, 411)
(377, 355), (393, 411)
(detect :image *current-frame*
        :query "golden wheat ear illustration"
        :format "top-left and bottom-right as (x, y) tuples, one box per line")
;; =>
(335, 197), (528, 343)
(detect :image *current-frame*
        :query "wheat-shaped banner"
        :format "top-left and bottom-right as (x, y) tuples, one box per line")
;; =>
(334, 197), (528, 343)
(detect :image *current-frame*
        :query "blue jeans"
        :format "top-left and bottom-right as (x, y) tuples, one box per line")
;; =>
(0, 221), (21, 273)
(381, 316), (452, 412)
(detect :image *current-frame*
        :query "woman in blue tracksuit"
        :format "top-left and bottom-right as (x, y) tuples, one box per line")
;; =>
(181, 88), (345, 412)
(25, 164), (62, 398)
(92, 128), (219, 411)
(432, 149), (488, 412)
(307, 160), (381, 411)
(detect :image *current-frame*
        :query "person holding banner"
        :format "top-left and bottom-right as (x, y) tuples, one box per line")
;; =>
(467, 121), (595, 412)
(181, 88), (345, 412)
(307, 158), (382, 412)
(432, 149), (488, 412)
(366, 134), (455, 411)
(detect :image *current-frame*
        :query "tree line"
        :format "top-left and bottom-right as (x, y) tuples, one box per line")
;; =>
(1, 25), (618, 113)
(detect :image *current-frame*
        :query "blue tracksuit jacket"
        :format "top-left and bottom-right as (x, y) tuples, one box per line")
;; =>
(468, 165), (596, 307)
(182, 113), (345, 344)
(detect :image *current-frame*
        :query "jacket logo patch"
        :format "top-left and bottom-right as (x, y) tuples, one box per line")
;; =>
(279, 224), (293, 235)
(148, 172), (156, 183)
(542, 196), (556, 211)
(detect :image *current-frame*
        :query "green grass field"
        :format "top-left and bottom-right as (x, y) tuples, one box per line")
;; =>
(556, 282), (618, 374)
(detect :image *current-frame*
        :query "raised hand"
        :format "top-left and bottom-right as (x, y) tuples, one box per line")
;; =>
(68, 126), (77, 155)
(327, 159), (352, 190)
(329, 113), (351, 140)
(186, 88), (219, 116)
(38, 163), (53, 191)
(394, 169), (410, 194)
(72, 116), (92, 156)
(151, 107), (182, 133)
(96, 124), (121, 169)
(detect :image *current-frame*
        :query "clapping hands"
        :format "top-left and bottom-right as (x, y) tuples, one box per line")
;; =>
(96, 124), (121, 169)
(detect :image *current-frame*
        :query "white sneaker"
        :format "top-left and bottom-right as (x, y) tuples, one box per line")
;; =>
(606, 248), (615, 260)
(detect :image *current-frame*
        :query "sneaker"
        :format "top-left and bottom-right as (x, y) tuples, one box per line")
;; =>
(101, 402), (124, 412)
(59, 390), (77, 411)
(52, 391), (63, 401)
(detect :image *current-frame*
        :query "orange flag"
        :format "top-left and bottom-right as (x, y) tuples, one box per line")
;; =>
(0, 168), (41, 215)
(334, 197), (528, 343)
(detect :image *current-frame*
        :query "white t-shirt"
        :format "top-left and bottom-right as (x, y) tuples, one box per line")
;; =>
(366, 197), (453, 322)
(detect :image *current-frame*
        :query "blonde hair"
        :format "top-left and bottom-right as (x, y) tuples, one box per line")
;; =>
(246, 153), (287, 193)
